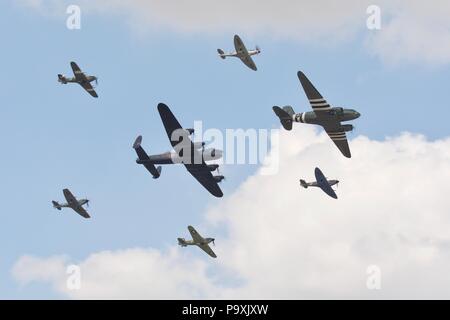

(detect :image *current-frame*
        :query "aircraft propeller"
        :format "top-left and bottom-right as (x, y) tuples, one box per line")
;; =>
(256, 45), (261, 53)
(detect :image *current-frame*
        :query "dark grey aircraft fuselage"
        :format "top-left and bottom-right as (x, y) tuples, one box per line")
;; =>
(63, 75), (97, 84)
(306, 179), (339, 188)
(294, 108), (360, 128)
(136, 149), (222, 166)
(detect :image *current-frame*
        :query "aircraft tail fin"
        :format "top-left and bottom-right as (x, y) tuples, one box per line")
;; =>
(300, 180), (308, 189)
(273, 106), (294, 131)
(52, 201), (62, 210)
(133, 136), (162, 179)
(178, 238), (187, 247)
(217, 49), (226, 59)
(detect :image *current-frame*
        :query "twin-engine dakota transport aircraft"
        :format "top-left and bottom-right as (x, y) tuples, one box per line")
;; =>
(52, 188), (91, 218)
(178, 226), (217, 258)
(133, 103), (225, 198)
(217, 34), (261, 71)
(58, 61), (98, 98)
(273, 71), (361, 158)
(300, 167), (339, 199)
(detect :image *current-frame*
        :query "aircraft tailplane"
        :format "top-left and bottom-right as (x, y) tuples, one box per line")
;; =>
(300, 179), (308, 189)
(178, 238), (187, 247)
(52, 201), (62, 210)
(57, 74), (67, 84)
(273, 106), (294, 131)
(217, 49), (226, 59)
(133, 136), (162, 179)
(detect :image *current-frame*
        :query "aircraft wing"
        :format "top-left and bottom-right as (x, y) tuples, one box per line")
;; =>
(297, 71), (331, 114)
(79, 81), (98, 98)
(188, 226), (217, 258)
(70, 62), (87, 81)
(188, 225), (204, 243)
(63, 189), (90, 218)
(239, 55), (257, 71)
(324, 127), (351, 158)
(234, 35), (257, 71)
(63, 188), (77, 204)
(157, 103), (224, 197)
(185, 165), (223, 197)
(315, 168), (338, 199)
(72, 205), (91, 219)
(198, 243), (217, 258)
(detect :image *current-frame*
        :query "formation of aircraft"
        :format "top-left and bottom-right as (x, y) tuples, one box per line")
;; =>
(273, 71), (360, 158)
(133, 103), (225, 198)
(300, 167), (339, 199)
(52, 36), (362, 258)
(217, 34), (261, 71)
(58, 61), (99, 98)
(52, 188), (91, 219)
(178, 226), (217, 258)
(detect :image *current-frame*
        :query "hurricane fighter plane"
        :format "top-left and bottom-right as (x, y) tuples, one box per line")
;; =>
(58, 61), (98, 98)
(273, 71), (360, 158)
(300, 167), (339, 199)
(133, 103), (225, 197)
(217, 34), (261, 71)
(178, 226), (217, 258)
(52, 188), (91, 218)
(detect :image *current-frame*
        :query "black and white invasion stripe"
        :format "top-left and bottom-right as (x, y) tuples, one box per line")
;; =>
(309, 98), (331, 111)
(327, 131), (347, 141)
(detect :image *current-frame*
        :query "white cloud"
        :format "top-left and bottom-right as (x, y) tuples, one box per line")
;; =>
(14, 0), (450, 65)
(12, 127), (450, 299)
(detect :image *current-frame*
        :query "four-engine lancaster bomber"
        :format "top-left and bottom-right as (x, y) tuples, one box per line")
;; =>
(217, 34), (261, 71)
(52, 188), (91, 219)
(273, 71), (361, 158)
(300, 167), (339, 199)
(178, 226), (217, 258)
(133, 103), (225, 198)
(58, 61), (99, 98)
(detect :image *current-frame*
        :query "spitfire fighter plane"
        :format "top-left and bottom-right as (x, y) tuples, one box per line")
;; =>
(178, 226), (217, 258)
(217, 34), (261, 71)
(58, 61), (98, 98)
(52, 188), (91, 218)
(273, 71), (361, 158)
(300, 167), (339, 199)
(133, 103), (225, 197)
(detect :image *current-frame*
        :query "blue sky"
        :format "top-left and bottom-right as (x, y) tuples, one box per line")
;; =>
(1, 1), (450, 298)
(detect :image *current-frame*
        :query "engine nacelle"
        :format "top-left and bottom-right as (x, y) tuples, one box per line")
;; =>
(339, 124), (354, 132)
(185, 128), (194, 135)
(213, 175), (225, 183)
(207, 164), (219, 171)
(193, 142), (206, 149)
(203, 148), (223, 160)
